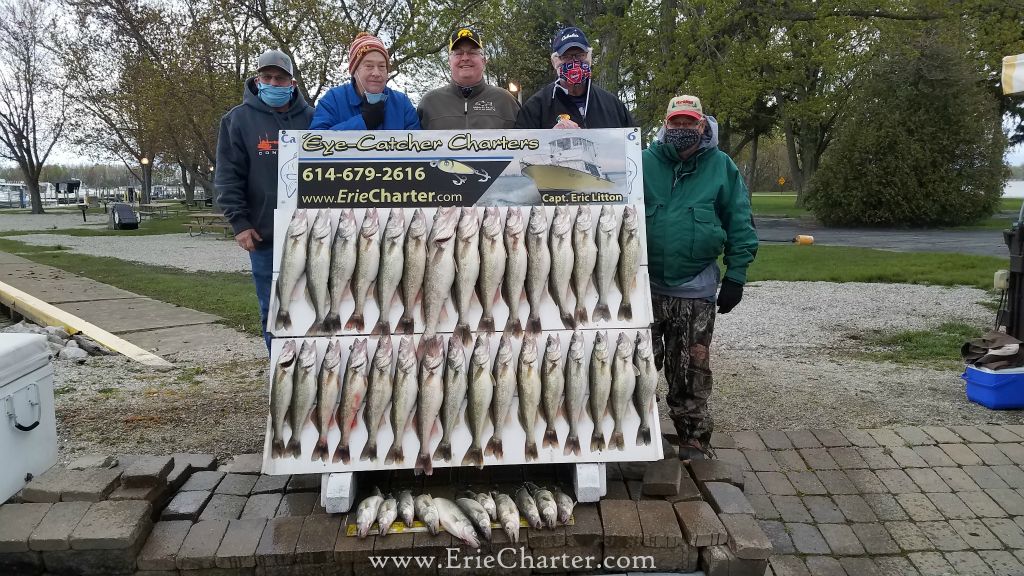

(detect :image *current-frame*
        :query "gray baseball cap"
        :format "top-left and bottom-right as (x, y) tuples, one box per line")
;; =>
(257, 49), (293, 76)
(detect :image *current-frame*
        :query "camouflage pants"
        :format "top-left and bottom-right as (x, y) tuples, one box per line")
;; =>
(650, 294), (716, 445)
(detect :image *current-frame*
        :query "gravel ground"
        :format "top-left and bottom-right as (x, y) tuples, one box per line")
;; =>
(7, 233), (251, 273)
(28, 279), (1019, 463)
(0, 212), (109, 232)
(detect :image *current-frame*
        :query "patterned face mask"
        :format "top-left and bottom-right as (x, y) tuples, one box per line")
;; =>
(558, 61), (591, 86)
(664, 128), (701, 151)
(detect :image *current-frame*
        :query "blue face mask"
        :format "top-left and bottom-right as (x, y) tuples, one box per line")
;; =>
(365, 91), (387, 104)
(257, 82), (293, 108)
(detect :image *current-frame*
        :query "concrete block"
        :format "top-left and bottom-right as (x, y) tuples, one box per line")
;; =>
(199, 494), (248, 521)
(67, 454), (117, 470)
(279, 492), (321, 517)
(216, 518), (267, 569)
(108, 483), (170, 504)
(0, 503), (52, 552)
(286, 474), (320, 493)
(221, 453), (263, 475)
(252, 475), (290, 495)
(163, 490), (213, 522)
(20, 468), (79, 502)
(70, 500), (152, 550)
(574, 463), (604, 503)
(136, 520), (192, 571)
(673, 500), (727, 547)
(689, 459), (743, 487)
(241, 494), (283, 520)
(294, 514), (342, 564)
(42, 544), (143, 575)
(565, 503), (601, 547)
(177, 519), (230, 570)
(702, 482), (755, 515)
(216, 473), (259, 496)
(719, 513), (772, 559)
(255, 516), (303, 567)
(62, 468), (123, 502)
(0, 551), (44, 575)
(599, 499), (642, 548)
(636, 500), (683, 548)
(181, 471), (226, 492)
(28, 501), (91, 551)
(324, 473), (357, 514)
(123, 456), (175, 488)
(641, 459), (681, 496)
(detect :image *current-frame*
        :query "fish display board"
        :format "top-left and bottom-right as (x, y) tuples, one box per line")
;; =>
(262, 128), (663, 475)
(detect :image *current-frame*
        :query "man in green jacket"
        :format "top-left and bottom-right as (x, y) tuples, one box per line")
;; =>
(643, 95), (758, 460)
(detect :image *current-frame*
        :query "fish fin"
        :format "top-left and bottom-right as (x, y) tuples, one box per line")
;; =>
(453, 323), (471, 347)
(609, 431), (624, 451)
(616, 303), (632, 322)
(311, 439), (328, 462)
(477, 315), (495, 333)
(590, 431), (605, 452)
(484, 436), (503, 460)
(370, 319), (390, 336)
(574, 306), (589, 326)
(276, 310), (291, 331)
(384, 443), (404, 465)
(527, 315), (542, 335)
(461, 446), (484, 468)
(593, 304), (610, 322)
(543, 427), (559, 449)
(286, 437), (302, 459)
(414, 452), (433, 476)
(359, 440), (377, 462)
(560, 311), (576, 329)
(271, 439), (286, 459)
(343, 312), (364, 332)
(433, 441), (452, 463)
(304, 320), (323, 337)
(636, 425), (651, 446)
(524, 441), (538, 461)
(333, 445), (350, 464)
(504, 314), (522, 337)
(396, 314), (413, 334)
(563, 434), (581, 456)
(321, 313), (341, 334)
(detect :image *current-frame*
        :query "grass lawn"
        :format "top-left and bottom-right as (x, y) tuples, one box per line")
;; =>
(856, 321), (982, 369)
(752, 194), (1023, 227)
(3, 212), (201, 237)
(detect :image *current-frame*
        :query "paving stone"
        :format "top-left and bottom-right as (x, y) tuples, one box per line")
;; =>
(949, 518), (1002, 550)
(866, 493), (910, 521)
(953, 426), (996, 444)
(805, 555), (848, 576)
(62, 468), (125, 503)
(744, 450), (781, 472)
(847, 469), (888, 493)
(286, 474), (321, 493)
(221, 453), (263, 474)
(733, 430), (767, 451)
(40, 547), (142, 575)
(878, 469), (923, 493)
(0, 503), (52, 552)
(599, 499), (641, 547)
(981, 426), (1024, 442)
(921, 426), (965, 444)
(816, 470), (858, 494)
(969, 444), (1014, 466)
(992, 465), (1024, 488)
(983, 517), (1024, 548)
(786, 430), (822, 449)
(985, 489), (1024, 515)
(690, 459), (743, 486)
(642, 458), (682, 496)
(715, 450), (750, 472)
(834, 494), (878, 522)
(605, 479), (629, 500)
(869, 428), (908, 447)
(787, 522), (830, 554)
(852, 522), (901, 554)
(673, 500), (727, 546)
(759, 430), (793, 450)
(758, 519), (794, 553)
(254, 515), (304, 567)
(162, 490), (213, 522)
(839, 556), (879, 576)
(859, 447), (900, 469)
(787, 472), (827, 495)
(996, 443), (1024, 465)
(212, 518), (265, 569)
(123, 455), (174, 488)
(828, 447), (868, 469)
(565, 503), (600, 547)
(886, 521), (935, 551)
(908, 551), (956, 575)
(619, 460), (649, 480)
(799, 448), (839, 471)
(979, 550), (1024, 576)
(939, 443), (984, 466)
(874, 555), (921, 576)
(711, 430), (736, 448)
(665, 475), (703, 503)
(107, 482), (169, 503)
(181, 471), (226, 492)
(803, 496), (845, 523)
(758, 472), (796, 495)
(818, 523), (865, 556)
(888, 446), (930, 468)
(275, 492), (321, 517)
(907, 468), (952, 493)
(21, 468), (77, 502)
(703, 482), (755, 514)
(927, 492), (977, 520)
(177, 519), (229, 569)
(945, 551), (995, 575)
(67, 454), (118, 470)
(70, 500), (151, 550)
(810, 429), (851, 448)
(215, 473), (258, 496)
(136, 520), (192, 571)
(172, 453), (217, 473)
(334, 514), (378, 565)
(919, 521), (970, 551)
(241, 493), (283, 519)
(842, 428), (879, 448)
(294, 514), (342, 564)
(960, 491), (1008, 518)
(748, 494), (779, 520)
(27, 501), (91, 551)
(771, 555), (812, 576)
(743, 471), (766, 495)
(896, 493), (944, 521)
(198, 494), (247, 521)
(771, 495), (813, 522)
(775, 450), (810, 472)
(896, 426), (937, 446)
(936, 467), (983, 491)
(248, 474), (290, 495)
(634, 499), (683, 550)
(913, 445), (958, 467)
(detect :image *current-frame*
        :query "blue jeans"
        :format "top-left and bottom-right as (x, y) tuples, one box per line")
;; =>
(249, 245), (273, 352)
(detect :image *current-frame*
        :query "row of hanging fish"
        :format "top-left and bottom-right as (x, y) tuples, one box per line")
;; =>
(272, 204), (642, 339)
(268, 328), (659, 473)
(353, 483), (575, 547)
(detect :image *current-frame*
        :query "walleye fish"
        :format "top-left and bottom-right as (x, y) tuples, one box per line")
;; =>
(434, 497), (480, 547)
(477, 207), (506, 332)
(269, 340), (297, 458)
(486, 332), (516, 460)
(453, 208), (481, 346)
(609, 332), (637, 451)
(492, 491), (520, 543)
(311, 339), (342, 462)
(548, 206), (576, 329)
(359, 336), (393, 461)
(462, 333), (493, 468)
(616, 205), (641, 321)
(377, 494), (398, 536)
(502, 207), (528, 337)
(397, 208), (428, 334)
(571, 207), (598, 326)
(323, 209), (358, 333)
(414, 493), (440, 535)
(474, 490), (497, 520)
(456, 496), (493, 541)
(588, 331), (612, 452)
(333, 338), (368, 464)
(562, 329), (587, 457)
(553, 486), (576, 524)
(355, 487), (384, 538)
(633, 331), (659, 446)
(592, 205), (620, 323)
(304, 209), (332, 335)
(275, 210), (309, 330)
(286, 340), (318, 458)
(517, 333), (542, 461)
(415, 336), (445, 475)
(540, 333), (564, 450)
(524, 206), (551, 334)
(526, 482), (557, 529)
(397, 489), (415, 527)
(372, 208), (405, 336)
(515, 486), (543, 530)
(345, 208), (381, 332)
(434, 336), (467, 463)
(385, 335), (419, 465)
(421, 207), (460, 341)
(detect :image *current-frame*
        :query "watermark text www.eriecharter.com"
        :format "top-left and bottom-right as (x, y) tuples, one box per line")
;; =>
(369, 547), (657, 571)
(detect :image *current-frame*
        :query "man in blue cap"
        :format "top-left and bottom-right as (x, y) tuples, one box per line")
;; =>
(514, 26), (635, 129)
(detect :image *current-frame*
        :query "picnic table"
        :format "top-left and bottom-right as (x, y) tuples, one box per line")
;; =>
(138, 204), (171, 220)
(183, 212), (233, 238)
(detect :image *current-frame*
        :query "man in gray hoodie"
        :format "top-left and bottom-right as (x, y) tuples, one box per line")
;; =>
(215, 49), (313, 350)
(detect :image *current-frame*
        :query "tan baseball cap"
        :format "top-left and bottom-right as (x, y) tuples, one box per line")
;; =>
(666, 95), (703, 121)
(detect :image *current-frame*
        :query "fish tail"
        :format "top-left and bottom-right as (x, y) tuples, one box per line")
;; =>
(304, 320), (324, 337)
(276, 310), (291, 331)
(574, 306), (589, 326)
(478, 315), (495, 333)
(590, 431), (605, 452)
(593, 303), (610, 322)
(396, 315), (413, 334)
(527, 315), (542, 335)
(524, 441), (538, 461)
(609, 431), (624, 451)
(433, 440), (452, 462)
(636, 425), (651, 446)
(560, 311), (576, 329)
(370, 319), (390, 336)
(286, 437), (302, 459)
(333, 444), (351, 464)
(414, 452), (433, 476)
(343, 312), (364, 332)
(454, 323), (471, 347)
(617, 303), (633, 322)
(563, 434), (581, 456)
(384, 443), (404, 465)
(461, 446), (484, 468)
(271, 439), (287, 459)
(359, 440), (377, 462)
(485, 436), (503, 459)
(311, 439), (328, 462)
(543, 427), (560, 449)
(321, 313), (341, 334)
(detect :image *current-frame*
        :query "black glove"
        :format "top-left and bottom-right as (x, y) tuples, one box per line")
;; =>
(717, 279), (743, 314)
(360, 100), (386, 130)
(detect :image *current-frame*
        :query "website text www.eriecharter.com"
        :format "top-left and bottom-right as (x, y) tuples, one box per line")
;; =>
(368, 547), (657, 571)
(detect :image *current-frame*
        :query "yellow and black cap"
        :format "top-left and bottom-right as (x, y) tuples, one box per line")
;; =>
(449, 28), (483, 51)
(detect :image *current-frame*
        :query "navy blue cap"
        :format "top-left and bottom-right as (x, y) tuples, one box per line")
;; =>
(551, 27), (590, 55)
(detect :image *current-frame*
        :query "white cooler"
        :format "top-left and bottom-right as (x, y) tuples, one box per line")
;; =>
(0, 333), (58, 503)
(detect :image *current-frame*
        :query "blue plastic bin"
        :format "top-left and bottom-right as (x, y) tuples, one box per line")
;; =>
(962, 365), (1024, 410)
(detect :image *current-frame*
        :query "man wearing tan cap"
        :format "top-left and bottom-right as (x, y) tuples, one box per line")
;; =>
(643, 95), (758, 460)
(417, 27), (519, 129)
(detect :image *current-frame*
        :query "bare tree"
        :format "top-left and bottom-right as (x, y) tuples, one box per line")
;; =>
(0, 0), (67, 214)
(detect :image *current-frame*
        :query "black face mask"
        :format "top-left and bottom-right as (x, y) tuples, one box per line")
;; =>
(664, 128), (701, 152)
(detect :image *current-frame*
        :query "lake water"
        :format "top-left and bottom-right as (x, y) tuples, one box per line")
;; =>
(1005, 180), (1024, 198)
